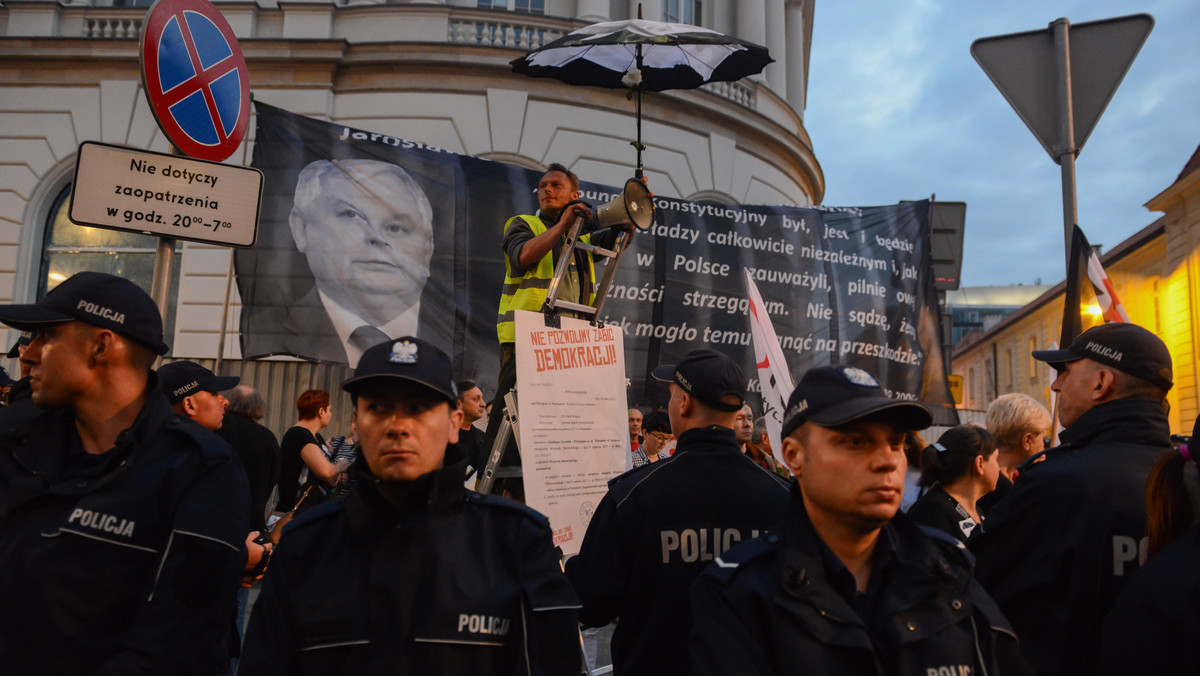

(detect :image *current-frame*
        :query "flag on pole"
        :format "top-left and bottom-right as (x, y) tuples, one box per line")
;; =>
(744, 269), (795, 468)
(1061, 224), (1129, 347)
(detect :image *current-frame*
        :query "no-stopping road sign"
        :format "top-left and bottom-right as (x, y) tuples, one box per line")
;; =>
(141, 0), (250, 161)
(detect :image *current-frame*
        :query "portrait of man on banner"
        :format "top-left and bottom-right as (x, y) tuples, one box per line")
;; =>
(235, 105), (463, 368)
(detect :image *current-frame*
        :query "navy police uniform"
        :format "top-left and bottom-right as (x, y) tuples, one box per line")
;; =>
(0, 377), (250, 675)
(1097, 523), (1200, 676)
(238, 444), (581, 676)
(690, 488), (1029, 676)
(969, 396), (1171, 676)
(566, 425), (790, 676)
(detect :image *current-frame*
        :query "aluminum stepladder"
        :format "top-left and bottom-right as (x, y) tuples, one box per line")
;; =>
(477, 178), (653, 497)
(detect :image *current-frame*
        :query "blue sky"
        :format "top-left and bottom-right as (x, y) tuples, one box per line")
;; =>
(806, 1), (1200, 287)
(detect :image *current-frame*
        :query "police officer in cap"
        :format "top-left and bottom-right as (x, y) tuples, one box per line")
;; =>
(0, 272), (250, 674)
(690, 365), (1030, 676)
(238, 336), (581, 676)
(4, 330), (33, 408)
(566, 348), (790, 676)
(970, 323), (1174, 676)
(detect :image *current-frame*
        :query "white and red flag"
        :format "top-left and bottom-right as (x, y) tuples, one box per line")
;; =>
(1061, 224), (1129, 346)
(744, 269), (796, 467)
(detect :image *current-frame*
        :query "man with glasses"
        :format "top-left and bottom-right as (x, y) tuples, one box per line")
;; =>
(633, 411), (672, 467)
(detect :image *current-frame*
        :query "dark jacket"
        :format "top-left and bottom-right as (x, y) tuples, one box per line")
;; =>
(690, 488), (1030, 676)
(906, 485), (982, 544)
(5, 375), (30, 405)
(565, 425), (790, 676)
(969, 396), (1171, 676)
(238, 446), (581, 676)
(0, 377), (250, 675)
(1097, 523), (1200, 676)
(216, 412), (281, 531)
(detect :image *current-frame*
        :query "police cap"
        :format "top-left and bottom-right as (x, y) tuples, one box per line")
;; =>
(341, 336), (457, 404)
(1032, 323), (1172, 391)
(651, 348), (746, 412)
(158, 360), (240, 405)
(0, 272), (168, 355)
(781, 365), (932, 438)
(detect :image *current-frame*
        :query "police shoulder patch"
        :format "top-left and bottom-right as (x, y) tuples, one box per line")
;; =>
(702, 534), (779, 584)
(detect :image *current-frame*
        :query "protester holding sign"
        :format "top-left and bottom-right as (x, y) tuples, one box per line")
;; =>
(484, 163), (626, 480)
(566, 348), (789, 676)
(690, 365), (1027, 675)
(239, 337), (580, 675)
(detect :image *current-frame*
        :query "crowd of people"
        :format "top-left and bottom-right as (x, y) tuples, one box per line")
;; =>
(0, 160), (1196, 676)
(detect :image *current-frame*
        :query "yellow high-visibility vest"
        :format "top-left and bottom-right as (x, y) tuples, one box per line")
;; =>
(496, 214), (596, 343)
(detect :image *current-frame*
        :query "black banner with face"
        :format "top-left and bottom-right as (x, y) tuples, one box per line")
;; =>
(239, 102), (956, 424)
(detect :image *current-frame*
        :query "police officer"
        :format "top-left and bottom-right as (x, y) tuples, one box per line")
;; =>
(159, 360), (272, 653)
(970, 323), (1174, 676)
(3, 330), (32, 408)
(1097, 413), (1200, 676)
(0, 272), (250, 675)
(566, 348), (790, 676)
(238, 337), (581, 675)
(690, 365), (1029, 675)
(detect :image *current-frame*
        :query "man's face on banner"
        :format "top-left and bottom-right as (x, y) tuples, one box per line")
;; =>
(290, 160), (434, 325)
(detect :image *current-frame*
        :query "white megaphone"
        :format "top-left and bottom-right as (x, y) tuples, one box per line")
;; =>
(594, 178), (655, 231)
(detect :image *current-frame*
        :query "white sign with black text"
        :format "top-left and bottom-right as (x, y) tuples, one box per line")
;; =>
(69, 141), (263, 248)
(514, 310), (629, 557)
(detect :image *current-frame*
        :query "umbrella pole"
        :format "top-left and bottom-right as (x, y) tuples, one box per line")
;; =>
(635, 43), (644, 179)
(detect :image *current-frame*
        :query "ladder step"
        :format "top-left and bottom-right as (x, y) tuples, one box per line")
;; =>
(554, 300), (598, 315)
(575, 241), (619, 258)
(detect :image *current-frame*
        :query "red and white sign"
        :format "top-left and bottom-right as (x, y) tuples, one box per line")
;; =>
(140, 0), (250, 161)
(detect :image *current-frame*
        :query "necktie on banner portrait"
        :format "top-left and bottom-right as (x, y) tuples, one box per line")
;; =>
(1060, 224), (1129, 346)
(237, 102), (957, 422)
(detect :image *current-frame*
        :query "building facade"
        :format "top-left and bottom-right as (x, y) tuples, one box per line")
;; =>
(946, 285), (1051, 347)
(953, 145), (1200, 434)
(0, 0), (821, 431)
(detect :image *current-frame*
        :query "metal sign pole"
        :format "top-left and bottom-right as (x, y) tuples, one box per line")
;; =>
(150, 237), (176, 317)
(215, 251), (236, 372)
(1052, 18), (1079, 275)
(149, 145), (182, 323)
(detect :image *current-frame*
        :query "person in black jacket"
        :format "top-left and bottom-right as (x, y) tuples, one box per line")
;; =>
(565, 348), (790, 676)
(217, 385), (282, 533)
(239, 337), (581, 676)
(690, 365), (1030, 676)
(1096, 413), (1200, 675)
(970, 323), (1174, 676)
(907, 425), (1001, 544)
(0, 272), (249, 675)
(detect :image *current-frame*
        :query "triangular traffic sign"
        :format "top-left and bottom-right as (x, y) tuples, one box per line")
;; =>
(971, 14), (1153, 165)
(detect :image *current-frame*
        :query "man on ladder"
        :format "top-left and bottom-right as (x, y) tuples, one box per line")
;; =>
(483, 163), (631, 498)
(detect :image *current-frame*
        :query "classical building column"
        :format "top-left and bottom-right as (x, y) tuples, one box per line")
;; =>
(736, 0), (766, 81)
(576, 0), (609, 22)
(784, 0), (808, 116)
(764, 0), (786, 96)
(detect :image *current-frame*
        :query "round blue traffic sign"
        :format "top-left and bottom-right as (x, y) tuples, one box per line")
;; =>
(141, 0), (249, 161)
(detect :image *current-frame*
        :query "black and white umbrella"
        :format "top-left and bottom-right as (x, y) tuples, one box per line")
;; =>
(511, 18), (772, 176)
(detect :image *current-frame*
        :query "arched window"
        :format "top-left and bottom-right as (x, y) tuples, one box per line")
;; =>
(40, 185), (182, 349)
